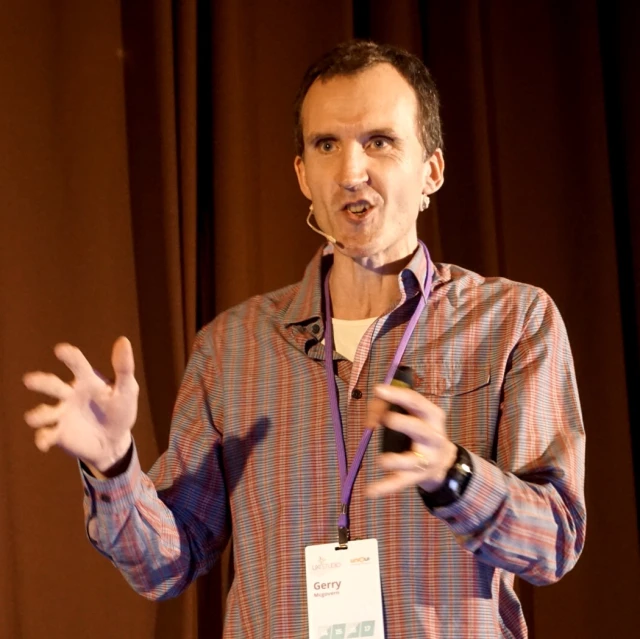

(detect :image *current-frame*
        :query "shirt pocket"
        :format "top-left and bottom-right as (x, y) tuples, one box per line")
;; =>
(414, 365), (495, 457)
(416, 366), (491, 397)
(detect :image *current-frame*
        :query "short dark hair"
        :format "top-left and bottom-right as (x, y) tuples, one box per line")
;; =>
(293, 40), (443, 157)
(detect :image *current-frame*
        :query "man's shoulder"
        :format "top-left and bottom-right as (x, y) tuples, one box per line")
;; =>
(437, 261), (563, 325)
(238, 281), (303, 319)
(439, 261), (548, 301)
(201, 280), (304, 338)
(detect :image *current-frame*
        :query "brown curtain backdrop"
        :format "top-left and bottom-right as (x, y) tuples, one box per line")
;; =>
(1, 1), (638, 638)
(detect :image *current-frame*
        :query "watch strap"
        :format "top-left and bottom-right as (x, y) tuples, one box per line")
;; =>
(417, 444), (473, 509)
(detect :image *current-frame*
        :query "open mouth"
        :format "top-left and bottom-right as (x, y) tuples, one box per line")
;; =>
(343, 200), (373, 217)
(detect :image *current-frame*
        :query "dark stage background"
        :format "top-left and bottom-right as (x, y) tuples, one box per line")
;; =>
(1, 1), (639, 638)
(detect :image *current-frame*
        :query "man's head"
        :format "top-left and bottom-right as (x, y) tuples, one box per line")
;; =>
(293, 40), (443, 160)
(294, 41), (445, 264)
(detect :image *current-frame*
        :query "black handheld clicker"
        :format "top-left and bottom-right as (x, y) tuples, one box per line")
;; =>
(381, 365), (414, 453)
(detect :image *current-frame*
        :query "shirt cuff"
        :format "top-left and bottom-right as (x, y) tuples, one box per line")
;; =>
(79, 441), (144, 514)
(428, 451), (508, 541)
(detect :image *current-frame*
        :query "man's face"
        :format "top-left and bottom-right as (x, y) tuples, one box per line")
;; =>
(294, 63), (444, 265)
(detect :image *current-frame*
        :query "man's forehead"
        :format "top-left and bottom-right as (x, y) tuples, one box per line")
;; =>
(301, 64), (419, 137)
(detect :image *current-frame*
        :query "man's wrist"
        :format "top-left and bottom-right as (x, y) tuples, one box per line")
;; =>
(417, 444), (473, 509)
(82, 437), (134, 479)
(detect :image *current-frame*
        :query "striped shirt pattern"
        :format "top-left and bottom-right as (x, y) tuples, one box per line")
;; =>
(82, 245), (586, 638)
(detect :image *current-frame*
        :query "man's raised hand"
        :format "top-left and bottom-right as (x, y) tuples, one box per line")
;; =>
(23, 337), (139, 473)
(366, 383), (457, 498)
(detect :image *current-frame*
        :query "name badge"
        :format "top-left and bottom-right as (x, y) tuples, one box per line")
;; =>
(304, 539), (385, 639)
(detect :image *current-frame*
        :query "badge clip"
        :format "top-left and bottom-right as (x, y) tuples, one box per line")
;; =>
(338, 504), (350, 548)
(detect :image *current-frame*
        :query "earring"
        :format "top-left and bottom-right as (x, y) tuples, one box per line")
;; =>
(420, 194), (430, 212)
(309, 203), (314, 213)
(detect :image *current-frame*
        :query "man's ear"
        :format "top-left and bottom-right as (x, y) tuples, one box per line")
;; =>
(423, 148), (445, 195)
(294, 155), (312, 200)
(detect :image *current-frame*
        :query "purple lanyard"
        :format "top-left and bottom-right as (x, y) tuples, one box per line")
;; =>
(323, 241), (434, 546)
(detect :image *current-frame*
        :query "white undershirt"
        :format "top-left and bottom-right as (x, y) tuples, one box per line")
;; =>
(328, 317), (378, 362)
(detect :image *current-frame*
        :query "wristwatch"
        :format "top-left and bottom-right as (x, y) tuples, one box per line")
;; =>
(417, 444), (473, 509)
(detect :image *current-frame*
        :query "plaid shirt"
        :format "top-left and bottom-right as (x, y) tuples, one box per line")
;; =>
(82, 245), (586, 638)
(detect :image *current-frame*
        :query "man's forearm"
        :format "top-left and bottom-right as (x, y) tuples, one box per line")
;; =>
(432, 450), (586, 585)
(81, 443), (227, 600)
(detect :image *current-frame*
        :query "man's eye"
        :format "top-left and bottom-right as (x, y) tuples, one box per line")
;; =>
(318, 140), (335, 152)
(370, 137), (390, 149)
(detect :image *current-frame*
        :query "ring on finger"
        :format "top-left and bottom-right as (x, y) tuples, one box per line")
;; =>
(413, 450), (429, 472)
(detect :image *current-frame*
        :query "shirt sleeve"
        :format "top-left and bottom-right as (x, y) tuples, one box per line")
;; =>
(81, 327), (230, 600)
(431, 289), (587, 586)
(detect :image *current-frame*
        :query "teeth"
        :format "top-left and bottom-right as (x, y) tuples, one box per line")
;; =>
(346, 203), (369, 214)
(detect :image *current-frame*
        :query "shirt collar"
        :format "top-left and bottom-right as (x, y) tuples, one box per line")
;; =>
(401, 243), (452, 298)
(283, 242), (451, 328)
(283, 245), (327, 327)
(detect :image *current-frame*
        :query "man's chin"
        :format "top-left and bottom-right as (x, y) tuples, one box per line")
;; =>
(333, 240), (395, 267)
(333, 234), (419, 270)
(333, 239), (377, 259)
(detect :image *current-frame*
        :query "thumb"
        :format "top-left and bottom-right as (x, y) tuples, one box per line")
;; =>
(365, 396), (388, 430)
(35, 426), (60, 453)
(112, 336), (138, 396)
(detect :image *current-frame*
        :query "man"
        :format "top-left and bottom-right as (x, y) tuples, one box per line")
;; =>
(23, 41), (585, 638)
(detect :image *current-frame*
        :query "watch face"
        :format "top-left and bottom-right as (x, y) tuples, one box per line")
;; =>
(417, 447), (473, 509)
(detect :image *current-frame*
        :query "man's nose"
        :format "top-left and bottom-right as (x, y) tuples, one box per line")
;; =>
(336, 144), (369, 190)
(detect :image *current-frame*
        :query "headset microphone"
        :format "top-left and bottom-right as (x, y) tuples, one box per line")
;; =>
(306, 208), (337, 245)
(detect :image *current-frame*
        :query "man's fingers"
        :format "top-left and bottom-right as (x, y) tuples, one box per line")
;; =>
(34, 425), (60, 453)
(378, 450), (430, 473)
(374, 384), (444, 422)
(54, 343), (94, 379)
(365, 397), (388, 429)
(24, 403), (63, 428)
(380, 410), (435, 445)
(23, 372), (73, 400)
(111, 336), (139, 396)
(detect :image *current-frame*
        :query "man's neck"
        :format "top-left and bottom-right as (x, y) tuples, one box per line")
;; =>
(329, 247), (417, 320)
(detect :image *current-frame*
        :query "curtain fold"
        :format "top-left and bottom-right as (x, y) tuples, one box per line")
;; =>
(120, 1), (199, 637)
(1, 1), (159, 637)
(598, 0), (640, 537)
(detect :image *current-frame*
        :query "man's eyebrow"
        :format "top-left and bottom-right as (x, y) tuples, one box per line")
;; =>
(365, 128), (399, 138)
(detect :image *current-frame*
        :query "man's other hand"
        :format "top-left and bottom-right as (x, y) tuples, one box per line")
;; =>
(23, 337), (138, 474)
(366, 384), (457, 497)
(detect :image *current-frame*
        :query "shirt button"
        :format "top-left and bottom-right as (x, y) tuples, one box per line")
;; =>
(444, 516), (457, 524)
(311, 324), (320, 334)
(351, 389), (363, 400)
(99, 494), (112, 503)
